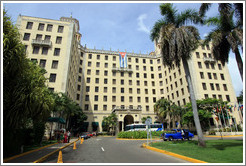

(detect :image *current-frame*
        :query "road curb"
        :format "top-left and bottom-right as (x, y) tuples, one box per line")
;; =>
(142, 143), (207, 163)
(205, 135), (243, 137)
(33, 138), (79, 163)
(3, 142), (58, 163)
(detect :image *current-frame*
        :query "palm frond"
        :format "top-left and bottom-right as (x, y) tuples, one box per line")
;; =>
(177, 9), (203, 27)
(150, 19), (167, 42)
(199, 3), (212, 17)
(160, 3), (177, 24)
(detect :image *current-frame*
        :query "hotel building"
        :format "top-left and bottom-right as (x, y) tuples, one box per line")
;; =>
(16, 15), (241, 132)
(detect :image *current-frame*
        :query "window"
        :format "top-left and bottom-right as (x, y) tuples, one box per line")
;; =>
(226, 95), (230, 102)
(26, 22), (33, 29)
(176, 91), (179, 97)
(51, 60), (58, 69)
(144, 73), (147, 78)
(202, 83), (207, 90)
(218, 64), (222, 70)
(129, 88), (132, 94)
(112, 96), (116, 102)
(145, 89), (148, 94)
(94, 95), (98, 101)
(113, 79), (116, 84)
(203, 53), (207, 58)
(46, 24), (53, 32)
(86, 78), (90, 83)
(88, 62), (92, 67)
(181, 88), (184, 95)
(206, 45), (210, 50)
(151, 74), (154, 79)
(95, 78), (99, 84)
(152, 81), (155, 86)
(135, 58), (139, 63)
(121, 72), (124, 77)
(212, 94), (216, 99)
(136, 73), (139, 78)
(88, 54), (92, 59)
(145, 97), (149, 103)
(96, 70), (99, 75)
(80, 60), (83, 65)
(150, 67), (154, 71)
(103, 105), (107, 111)
(175, 81), (178, 87)
(49, 73), (56, 82)
(213, 73), (217, 79)
(205, 63), (210, 69)
(23, 33), (30, 41)
(159, 81), (163, 86)
(223, 84), (228, 91)
(128, 57), (131, 62)
(96, 62), (100, 67)
(86, 86), (90, 92)
(97, 54), (100, 60)
(105, 63), (108, 68)
(105, 55), (108, 60)
(150, 60), (153, 64)
(211, 63), (215, 69)
(196, 52), (200, 58)
(95, 87), (99, 92)
(113, 56), (116, 61)
(198, 62), (202, 68)
(79, 68), (82, 73)
(143, 66), (146, 71)
(94, 105), (98, 111)
(200, 72), (204, 79)
(57, 26), (64, 33)
(77, 85), (81, 91)
(54, 48), (60, 56)
(113, 71), (116, 76)
(112, 87), (116, 93)
(204, 94), (209, 99)
(103, 96), (107, 102)
(159, 73), (162, 78)
(104, 78), (108, 84)
(220, 74), (225, 80)
(153, 97), (156, 103)
(39, 59), (46, 68)
(137, 97), (141, 102)
(216, 84), (220, 91)
(56, 36), (62, 44)
(129, 80), (132, 85)
(202, 45), (205, 50)
(136, 65), (139, 70)
(208, 73), (212, 79)
(42, 47), (48, 55)
(84, 104), (89, 111)
(160, 89), (164, 94)
(121, 88), (124, 93)
(152, 89), (156, 94)
(33, 46), (40, 54)
(157, 59), (160, 64)
(121, 96), (124, 102)
(210, 83), (215, 90)
(136, 80), (140, 86)
(78, 76), (81, 82)
(218, 95), (222, 100)
(104, 70), (108, 76)
(31, 59), (37, 64)
(129, 96), (133, 102)
(38, 23), (44, 30)
(45, 35), (51, 41)
(129, 73), (132, 77)
(36, 34), (42, 40)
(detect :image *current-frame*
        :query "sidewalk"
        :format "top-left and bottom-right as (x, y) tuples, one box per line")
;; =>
(4, 138), (79, 163)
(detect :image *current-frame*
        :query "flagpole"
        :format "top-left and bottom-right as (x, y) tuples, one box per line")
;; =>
(225, 107), (233, 134)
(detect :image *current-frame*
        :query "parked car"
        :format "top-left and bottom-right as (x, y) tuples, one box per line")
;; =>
(80, 132), (90, 139)
(161, 129), (194, 141)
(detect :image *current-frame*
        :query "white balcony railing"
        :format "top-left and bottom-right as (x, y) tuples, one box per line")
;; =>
(112, 106), (142, 112)
(32, 39), (52, 47)
(203, 57), (216, 63)
(112, 67), (133, 73)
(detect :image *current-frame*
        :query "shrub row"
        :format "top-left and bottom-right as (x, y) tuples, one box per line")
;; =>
(117, 131), (171, 139)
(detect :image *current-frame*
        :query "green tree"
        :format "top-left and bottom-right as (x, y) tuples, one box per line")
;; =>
(199, 3), (243, 80)
(150, 3), (206, 147)
(102, 113), (118, 134)
(154, 98), (172, 128)
(141, 116), (151, 124)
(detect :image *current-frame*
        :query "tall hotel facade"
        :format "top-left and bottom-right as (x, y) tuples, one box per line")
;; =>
(16, 15), (241, 132)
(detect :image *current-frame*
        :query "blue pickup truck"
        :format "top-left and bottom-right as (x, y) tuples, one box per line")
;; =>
(161, 129), (194, 141)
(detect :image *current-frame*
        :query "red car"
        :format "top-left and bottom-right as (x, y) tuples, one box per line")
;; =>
(85, 132), (93, 137)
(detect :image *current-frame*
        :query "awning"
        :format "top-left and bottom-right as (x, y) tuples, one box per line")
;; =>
(47, 117), (66, 124)
(92, 122), (99, 127)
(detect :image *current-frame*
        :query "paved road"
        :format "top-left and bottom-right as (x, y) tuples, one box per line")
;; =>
(44, 136), (190, 163)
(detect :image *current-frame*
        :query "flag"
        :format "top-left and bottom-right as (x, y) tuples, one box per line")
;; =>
(119, 52), (127, 68)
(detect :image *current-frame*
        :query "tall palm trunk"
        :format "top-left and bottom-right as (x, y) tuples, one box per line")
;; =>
(182, 58), (206, 147)
(234, 48), (243, 81)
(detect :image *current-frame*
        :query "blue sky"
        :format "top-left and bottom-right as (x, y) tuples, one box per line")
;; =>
(3, 2), (243, 96)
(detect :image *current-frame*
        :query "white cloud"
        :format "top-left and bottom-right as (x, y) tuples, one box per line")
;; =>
(203, 33), (208, 38)
(137, 14), (150, 34)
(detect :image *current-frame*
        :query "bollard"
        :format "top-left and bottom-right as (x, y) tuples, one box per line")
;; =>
(73, 142), (77, 150)
(57, 150), (63, 163)
(80, 138), (83, 144)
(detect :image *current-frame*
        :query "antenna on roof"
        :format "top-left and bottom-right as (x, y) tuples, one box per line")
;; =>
(70, 12), (73, 18)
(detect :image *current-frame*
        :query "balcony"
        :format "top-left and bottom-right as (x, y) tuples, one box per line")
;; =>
(32, 39), (52, 47)
(112, 67), (133, 73)
(112, 106), (142, 112)
(203, 57), (216, 63)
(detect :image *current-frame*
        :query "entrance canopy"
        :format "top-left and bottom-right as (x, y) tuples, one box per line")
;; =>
(47, 117), (66, 124)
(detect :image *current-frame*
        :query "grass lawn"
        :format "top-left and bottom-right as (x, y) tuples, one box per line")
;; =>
(150, 139), (243, 163)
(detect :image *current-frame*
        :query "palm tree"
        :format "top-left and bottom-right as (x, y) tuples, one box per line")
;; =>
(154, 98), (172, 129)
(151, 3), (206, 147)
(199, 3), (243, 80)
